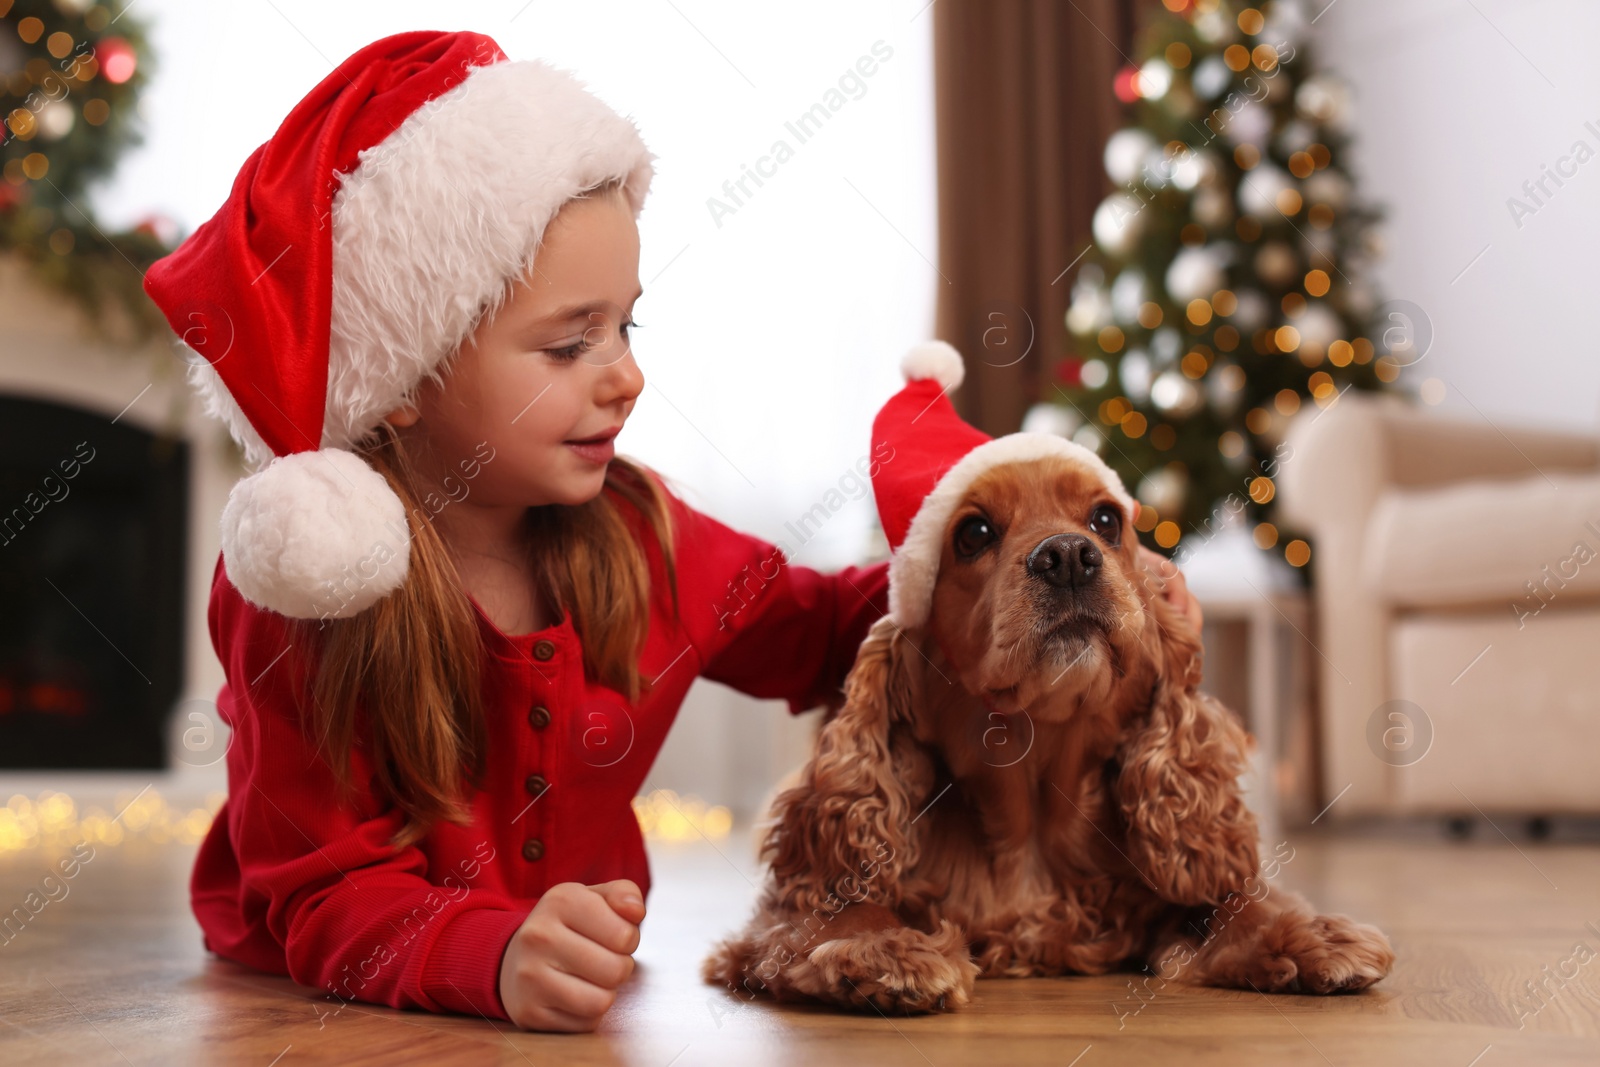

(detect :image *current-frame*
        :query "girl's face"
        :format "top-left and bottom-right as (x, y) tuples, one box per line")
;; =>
(386, 186), (645, 508)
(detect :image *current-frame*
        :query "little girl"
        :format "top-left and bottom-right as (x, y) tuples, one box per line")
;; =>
(144, 30), (1196, 1033)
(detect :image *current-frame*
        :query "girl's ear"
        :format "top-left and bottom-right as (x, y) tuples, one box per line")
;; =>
(763, 614), (922, 914)
(383, 402), (421, 429)
(1114, 561), (1258, 906)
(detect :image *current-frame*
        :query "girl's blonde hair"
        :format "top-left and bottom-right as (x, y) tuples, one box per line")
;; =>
(287, 185), (677, 850)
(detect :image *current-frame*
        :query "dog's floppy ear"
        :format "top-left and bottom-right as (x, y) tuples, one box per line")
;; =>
(763, 614), (921, 914)
(1114, 553), (1259, 906)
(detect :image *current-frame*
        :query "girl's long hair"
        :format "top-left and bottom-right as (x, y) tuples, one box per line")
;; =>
(288, 404), (679, 852)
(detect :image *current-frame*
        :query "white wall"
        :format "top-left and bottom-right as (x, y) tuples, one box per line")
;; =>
(1315, 0), (1600, 431)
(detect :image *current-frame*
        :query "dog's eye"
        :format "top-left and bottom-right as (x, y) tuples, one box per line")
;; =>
(952, 514), (998, 558)
(1088, 504), (1122, 545)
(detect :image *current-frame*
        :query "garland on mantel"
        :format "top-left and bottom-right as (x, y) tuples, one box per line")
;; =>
(2, 0), (178, 346)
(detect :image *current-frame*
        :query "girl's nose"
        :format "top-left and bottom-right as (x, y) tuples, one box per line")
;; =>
(597, 341), (644, 404)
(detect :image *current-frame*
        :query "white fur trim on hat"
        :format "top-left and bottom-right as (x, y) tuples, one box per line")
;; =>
(887, 432), (1138, 630)
(900, 339), (965, 391)
(186, 56), (656, 473)
(220, 448), (410, 620)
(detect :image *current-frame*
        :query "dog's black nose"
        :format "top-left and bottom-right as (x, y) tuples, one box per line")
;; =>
(1026, 533), (1101, 589)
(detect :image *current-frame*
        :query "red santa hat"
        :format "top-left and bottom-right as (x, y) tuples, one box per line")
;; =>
(143, 30), (655, 620)
(872, 341), (1138, 630)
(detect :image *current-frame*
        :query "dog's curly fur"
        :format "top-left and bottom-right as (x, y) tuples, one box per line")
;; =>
(703, 454), (1393, 1013)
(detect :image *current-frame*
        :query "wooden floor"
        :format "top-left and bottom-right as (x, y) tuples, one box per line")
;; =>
(2, 820), (1598, 1066)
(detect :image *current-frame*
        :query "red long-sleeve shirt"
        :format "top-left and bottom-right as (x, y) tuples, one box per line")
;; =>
(191, 468), (890, 1021)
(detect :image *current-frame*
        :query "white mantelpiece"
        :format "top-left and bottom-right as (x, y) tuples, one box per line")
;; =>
(0, 251), (238, 806)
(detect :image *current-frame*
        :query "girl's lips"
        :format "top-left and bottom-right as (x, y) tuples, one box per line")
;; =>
(565, 433), (617, 464)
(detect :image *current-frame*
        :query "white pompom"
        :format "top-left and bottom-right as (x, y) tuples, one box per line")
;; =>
(220, 448), (410, 620)
(900, 340), (966, 391)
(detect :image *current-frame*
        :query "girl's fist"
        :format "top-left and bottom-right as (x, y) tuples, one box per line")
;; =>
(498, 879), (646, 1031)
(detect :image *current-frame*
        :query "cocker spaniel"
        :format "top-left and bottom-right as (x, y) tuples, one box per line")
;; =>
(703, 450), (1394, 1013)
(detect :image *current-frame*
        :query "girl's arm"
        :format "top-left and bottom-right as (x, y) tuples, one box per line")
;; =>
(651, 475), (890, 716)
(202, 560), (532, 1021)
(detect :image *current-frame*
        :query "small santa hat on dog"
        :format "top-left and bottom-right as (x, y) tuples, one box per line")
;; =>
(143, 30), (654, 620)
(872, 341), (1138, 630)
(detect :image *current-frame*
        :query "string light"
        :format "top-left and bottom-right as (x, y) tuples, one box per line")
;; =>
(0, 789), (222, 854)
(631, 790), (733, 842)
(0, 787), (733, 853)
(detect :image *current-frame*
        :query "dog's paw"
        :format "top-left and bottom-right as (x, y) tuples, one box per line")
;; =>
(1291, 913), (1395, 993)
(1253, 911), (1394, 994)
(701, 935), (751, 988)
(804, 920), (979, 1014)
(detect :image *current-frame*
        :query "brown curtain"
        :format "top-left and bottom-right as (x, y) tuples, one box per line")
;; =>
(933, 0), (1139, 435)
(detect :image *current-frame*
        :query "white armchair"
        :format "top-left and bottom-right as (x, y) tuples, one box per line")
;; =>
(1277, 391), (1600, 820)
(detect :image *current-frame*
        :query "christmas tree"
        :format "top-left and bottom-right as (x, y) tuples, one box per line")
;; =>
(1, 0), (172, 341)
(1031, 0), (1399, 573)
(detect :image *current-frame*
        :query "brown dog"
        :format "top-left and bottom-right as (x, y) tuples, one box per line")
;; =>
(703, 450), (1393, 1013)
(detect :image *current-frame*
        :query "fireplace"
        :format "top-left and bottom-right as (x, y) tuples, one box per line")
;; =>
(0, 393), (189, 769)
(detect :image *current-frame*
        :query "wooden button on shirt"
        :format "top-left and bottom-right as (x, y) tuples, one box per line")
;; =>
(188, 466), (889, 1023)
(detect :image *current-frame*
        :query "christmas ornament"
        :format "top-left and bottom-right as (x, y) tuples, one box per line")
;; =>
(1193, 186), (1234, 228)
(1022, 401), (1080, 436)
(1137, 59), (1174, 101)
(1151, 370), (1203, 415)
(1120, 349), (1153, 402)
(1137, 466), (1188, 514)
(1165, 245), (1226, 303)
(1292, 302), (1342, 354)
(1170, 149), (1217, 190)
(1151, 326), (1182, 365)
(1230, 288), (1271, 332)
(1239, 164), (1295, 218)
(1104, 128), (1158, 185)
(1254, 241), (1300, 287)
(1110, 268), (1150, 324)
(1296, 75), (1352, 129)
(1191, 55), (1232, 99)
(1092, 192), (1147, 255)
(1224, 100), (1273, 147)
(1304, 169), (1351, 209)
(1066, 269), (1113, 335)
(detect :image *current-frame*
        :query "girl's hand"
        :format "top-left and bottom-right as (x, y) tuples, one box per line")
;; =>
(499, 879), (646, 1032)
(1138, 544), (1204, 633)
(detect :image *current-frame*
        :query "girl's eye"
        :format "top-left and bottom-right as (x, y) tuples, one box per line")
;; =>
(1088, 503), (1122, 545)
(547, 319), (640, 362)
(953, 514), (998, 559)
